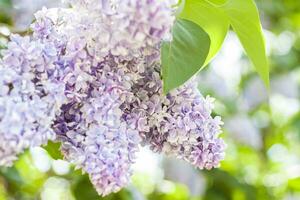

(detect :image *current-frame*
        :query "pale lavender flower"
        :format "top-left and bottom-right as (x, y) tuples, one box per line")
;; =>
(28, 6), (146, 195)
(109, 0), (174, 56)
(62, 0), (174, 57)
(126, 59), (225, 170)
(0, 35), (66, 166)
(53, 56), (141, 196)
(0, 0), (225, 196)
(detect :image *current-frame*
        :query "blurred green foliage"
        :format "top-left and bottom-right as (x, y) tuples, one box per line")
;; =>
(0, 0), (12, 25)
(0, 0), (300, 200)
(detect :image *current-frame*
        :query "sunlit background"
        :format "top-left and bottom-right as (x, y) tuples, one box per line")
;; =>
(0, 0), (300, 199)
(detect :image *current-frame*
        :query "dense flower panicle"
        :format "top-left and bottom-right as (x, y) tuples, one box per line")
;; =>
(53, 56), (141, 195)
(0, 0), (225, 196)
(32, 8), (99, 100)
(45, 0), (174, 58)
(26, 3), (173, 195)
(28, 5), (152, 195)
(0, 35), (66, 166)
(163, 83), (225, 170)
(127, 61), (225, 170)
(55, 100), (141, 195)
(109, 0), (175, 56)
(30, 7), (73, 51)
(2, 35), (58, 74)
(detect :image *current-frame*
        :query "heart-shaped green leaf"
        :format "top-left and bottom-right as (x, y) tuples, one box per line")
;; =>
(180, 0), (230, 67)
(179, 0), (269, 87)
(161, 19), (210, 94)
(221, 0), (270, 87)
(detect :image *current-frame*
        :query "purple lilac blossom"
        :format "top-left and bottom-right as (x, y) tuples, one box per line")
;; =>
(31, 7), (143, 195)
(61, 0), (174, 57)
(127, 58), (225, 170)
(0, 35), (66, 166)
(27, 1), (174, 195)
(29, 6), (142, 195)
(0, 0), (225, 196)
(53, 55), (142, 195)
(109, 0), (175, 56)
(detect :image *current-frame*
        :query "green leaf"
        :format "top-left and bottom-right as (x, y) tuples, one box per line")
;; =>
(0, 166), (24, 187)
(161, 19), (210, 93)
(0, 0), (11, 7)
(14, 152), (47, 194)
(43, 141), (63, 160)
(206, 0), (228, 6)
(221, 0), (270, 87)
(180, 0), (269, 87)
(179, 0), (230, 67)
(72, 175), (101, 200)
(0, 0), (12, 24)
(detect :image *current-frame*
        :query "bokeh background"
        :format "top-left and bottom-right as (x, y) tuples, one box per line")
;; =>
(0, 0), (300, 199)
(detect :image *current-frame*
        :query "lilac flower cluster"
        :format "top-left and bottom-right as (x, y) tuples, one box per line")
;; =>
(53, 56), (142, 195)
(0, 35), (66, 166)
(0, 0), (225, 196)
(128, 59), (225, 170)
